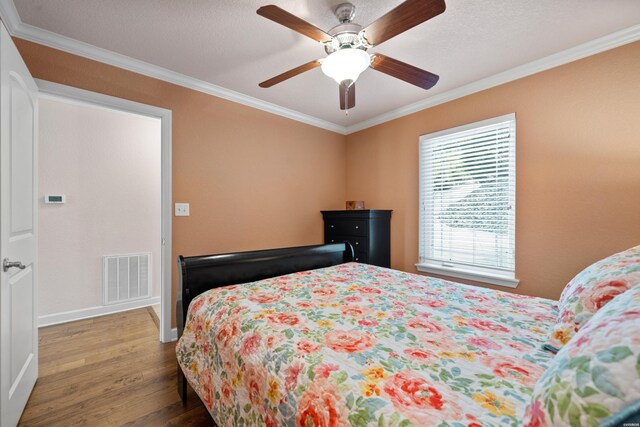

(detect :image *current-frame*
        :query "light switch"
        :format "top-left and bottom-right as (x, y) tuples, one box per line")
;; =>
(175, 203), (190, 217)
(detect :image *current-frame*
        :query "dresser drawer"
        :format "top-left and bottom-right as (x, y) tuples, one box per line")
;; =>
(325, 235), (367, 251)
(325, 220), (367, 236)
(353, 251), (368, 263)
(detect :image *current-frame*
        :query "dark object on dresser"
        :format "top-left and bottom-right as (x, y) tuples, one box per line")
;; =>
(175, 242), (354, 403)
(322, 209), (392, 267)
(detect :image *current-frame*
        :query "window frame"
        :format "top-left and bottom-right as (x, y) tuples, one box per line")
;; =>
(416, 113), (519, 288)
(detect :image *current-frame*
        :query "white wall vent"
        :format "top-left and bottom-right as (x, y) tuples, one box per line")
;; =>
(103, 253), (151, 305)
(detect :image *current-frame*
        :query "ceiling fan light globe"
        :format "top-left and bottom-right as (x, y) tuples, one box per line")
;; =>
(321, 48), (370, 85)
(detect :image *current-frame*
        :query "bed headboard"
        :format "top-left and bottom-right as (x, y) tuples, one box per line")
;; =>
(176, 242), (354, 338)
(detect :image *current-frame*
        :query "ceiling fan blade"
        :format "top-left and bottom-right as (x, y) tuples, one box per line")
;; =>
(257, 5), (333, 43)
(339, 84), (356, 110)
(360, 0), (446, 46)
(259, 60), (322, 88)
(370, 54), (439, 89)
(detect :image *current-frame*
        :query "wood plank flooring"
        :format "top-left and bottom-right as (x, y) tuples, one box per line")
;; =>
(18, 308), (213, 426)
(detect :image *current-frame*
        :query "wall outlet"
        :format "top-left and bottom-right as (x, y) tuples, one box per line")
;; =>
(175, 203), (190, 217)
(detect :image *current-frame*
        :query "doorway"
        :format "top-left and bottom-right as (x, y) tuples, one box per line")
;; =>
(35, 80), (173, 342)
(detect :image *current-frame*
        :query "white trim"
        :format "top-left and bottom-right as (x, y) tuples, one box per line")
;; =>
(35, 80), (174, 343)
(1, 0), (638, 135)
(170, 328), (178, 342)
(344, 24), (640, 134)
(416, 263), (519, 288)
(0, 0), (20, 34)
(38, 296), (160, 328)
(160, 101), (173, 345)
(420, 112), (516, 140)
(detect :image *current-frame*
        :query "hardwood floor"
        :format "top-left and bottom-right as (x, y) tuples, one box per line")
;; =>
(18, 308), (213, 426)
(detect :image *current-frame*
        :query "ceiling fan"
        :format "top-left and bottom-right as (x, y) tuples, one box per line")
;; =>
(257, 0), (446, 111)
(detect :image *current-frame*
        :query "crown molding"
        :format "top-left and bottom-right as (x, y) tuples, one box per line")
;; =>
(345, 24), (640, 134)
(1, 0), (638, 136)
(0, 0), (19, 33)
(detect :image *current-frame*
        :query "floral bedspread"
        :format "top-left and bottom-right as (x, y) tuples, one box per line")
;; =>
(176, 263), (558, 427)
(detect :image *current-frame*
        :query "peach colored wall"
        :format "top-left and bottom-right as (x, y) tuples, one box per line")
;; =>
(16, 37), (640, 309)
(38, 98), (162, 315)
(345, 41), (640, 300)
(14, 39), (347, 326)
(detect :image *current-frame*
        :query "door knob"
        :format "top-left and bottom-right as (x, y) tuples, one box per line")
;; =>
(3, 258), (26, 272)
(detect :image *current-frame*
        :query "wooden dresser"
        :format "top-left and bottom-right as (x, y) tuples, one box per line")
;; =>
(321, 210), (392, 268)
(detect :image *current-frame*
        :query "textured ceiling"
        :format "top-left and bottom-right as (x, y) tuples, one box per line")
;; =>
(12, 0), (640, 128)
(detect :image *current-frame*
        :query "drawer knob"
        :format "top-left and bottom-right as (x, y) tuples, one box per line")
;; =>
(355, 226), (359, 229)
(355, 258), (359, 261)
(331, 239), (335, 243)
(355, 242), (359, 245)
(330, 225), (334, 228)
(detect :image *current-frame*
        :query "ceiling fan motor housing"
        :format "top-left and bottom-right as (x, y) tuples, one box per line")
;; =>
(325, 2), (369, 54)
(325, 23), (365, 54)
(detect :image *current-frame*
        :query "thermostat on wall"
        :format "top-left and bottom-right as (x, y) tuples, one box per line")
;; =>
(45, 195), (66, 204)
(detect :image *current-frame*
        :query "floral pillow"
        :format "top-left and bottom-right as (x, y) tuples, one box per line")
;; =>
(547, 245), (640, 349)
(523, 283), (640, 427)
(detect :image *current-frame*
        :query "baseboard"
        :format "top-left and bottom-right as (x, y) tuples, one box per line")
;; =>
(38, 296), (161, 327)
(170, 328), (178, 342)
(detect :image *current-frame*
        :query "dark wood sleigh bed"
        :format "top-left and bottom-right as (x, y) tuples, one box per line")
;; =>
(176, 242), (355, 403)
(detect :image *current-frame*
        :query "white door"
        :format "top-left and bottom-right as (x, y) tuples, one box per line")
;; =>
(0, 22), (39, 427)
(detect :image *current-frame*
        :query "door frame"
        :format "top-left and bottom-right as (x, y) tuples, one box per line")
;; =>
(35, 80), (174, 343)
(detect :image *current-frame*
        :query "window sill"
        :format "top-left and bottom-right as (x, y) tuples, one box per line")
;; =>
(415, 263), (520, 288)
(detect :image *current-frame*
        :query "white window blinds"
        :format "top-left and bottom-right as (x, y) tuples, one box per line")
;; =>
(418, 113), (517, 287)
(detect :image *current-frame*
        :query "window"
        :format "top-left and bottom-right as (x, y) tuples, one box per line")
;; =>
(417, 113), (518, 287)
